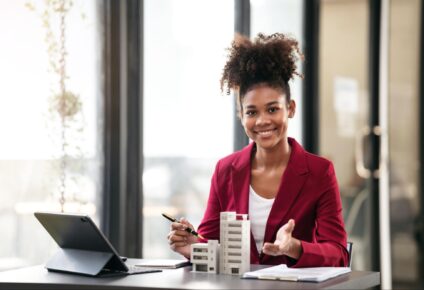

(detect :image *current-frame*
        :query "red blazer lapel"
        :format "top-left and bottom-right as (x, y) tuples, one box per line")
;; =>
(230, 143), (254, 215)
(263, 138), (310, 245)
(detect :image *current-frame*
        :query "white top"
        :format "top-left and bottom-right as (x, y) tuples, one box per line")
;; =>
(248, 186), (275, 253)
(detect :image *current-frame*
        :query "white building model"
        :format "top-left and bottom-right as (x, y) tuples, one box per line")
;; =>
(190, 212), (250, 275)
(219, 212), (250, 275)
(190, 240), (219, 274)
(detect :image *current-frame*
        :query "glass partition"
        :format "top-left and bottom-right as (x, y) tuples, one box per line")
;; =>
(388, 0), (421, 288)
(318, 0), (370, 270)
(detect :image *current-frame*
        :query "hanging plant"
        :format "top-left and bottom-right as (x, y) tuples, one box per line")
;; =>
(51, 91), (82, 118)
(26, 0), (85, 212)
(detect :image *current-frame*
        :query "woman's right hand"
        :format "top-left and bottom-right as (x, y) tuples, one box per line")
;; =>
(167, 218), (198, 259)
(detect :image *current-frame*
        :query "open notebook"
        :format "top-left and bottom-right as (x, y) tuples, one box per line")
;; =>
(243, 264), (351, 282)
(134, 259), (190, 269)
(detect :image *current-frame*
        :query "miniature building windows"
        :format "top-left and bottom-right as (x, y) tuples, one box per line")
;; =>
(228, 223), (240, 227)
(193, 248), (208, 253)
(231, 268), (239, 274)
(228, 253), (241, 256)
(197, 265), (208, 272)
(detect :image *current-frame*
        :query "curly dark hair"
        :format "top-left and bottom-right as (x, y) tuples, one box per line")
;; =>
(220, 33), (304, 115)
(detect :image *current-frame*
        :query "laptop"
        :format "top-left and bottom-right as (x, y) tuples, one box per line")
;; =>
(34, 212), (161, 277)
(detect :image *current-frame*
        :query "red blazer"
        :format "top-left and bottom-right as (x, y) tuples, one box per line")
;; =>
(197, 138), (349, 267)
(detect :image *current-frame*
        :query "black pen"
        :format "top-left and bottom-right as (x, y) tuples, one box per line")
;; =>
(162, 213), (206, 240)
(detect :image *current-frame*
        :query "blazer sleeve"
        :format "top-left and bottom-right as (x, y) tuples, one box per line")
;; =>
(197, 161), (222, 240)
(293, 162), (349, 267)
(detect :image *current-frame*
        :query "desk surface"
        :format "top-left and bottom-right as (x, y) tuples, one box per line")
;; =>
(0, 259), (380, 290)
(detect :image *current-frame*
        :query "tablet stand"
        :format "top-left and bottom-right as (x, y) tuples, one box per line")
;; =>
(46, 248), (116, 276)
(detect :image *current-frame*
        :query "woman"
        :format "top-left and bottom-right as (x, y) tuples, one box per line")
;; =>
(167, 33), (348, 267)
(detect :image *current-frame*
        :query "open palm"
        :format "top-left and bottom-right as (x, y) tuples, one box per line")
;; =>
(262, 219), (295, 256)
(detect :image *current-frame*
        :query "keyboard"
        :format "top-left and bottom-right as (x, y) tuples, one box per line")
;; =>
(98, 266), (161, 277)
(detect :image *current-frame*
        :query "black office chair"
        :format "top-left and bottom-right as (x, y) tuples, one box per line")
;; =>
(347, 241), (353, 268)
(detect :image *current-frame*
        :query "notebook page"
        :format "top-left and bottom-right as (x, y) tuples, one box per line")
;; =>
(243, 265), (351, 282)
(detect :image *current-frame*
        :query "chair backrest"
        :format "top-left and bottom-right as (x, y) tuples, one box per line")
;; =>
(347, 241), (353, 268)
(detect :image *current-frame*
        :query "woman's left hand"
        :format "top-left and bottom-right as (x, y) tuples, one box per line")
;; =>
(262, 219), (302, 260)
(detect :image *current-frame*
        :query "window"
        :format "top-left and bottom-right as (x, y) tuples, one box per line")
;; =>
(143, 0), (234, 258)
(250, 0), (304, 143)
(0, 0), (102, 270)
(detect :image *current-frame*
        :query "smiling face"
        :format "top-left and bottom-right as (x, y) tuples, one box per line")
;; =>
(241, 85), (295, 151)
